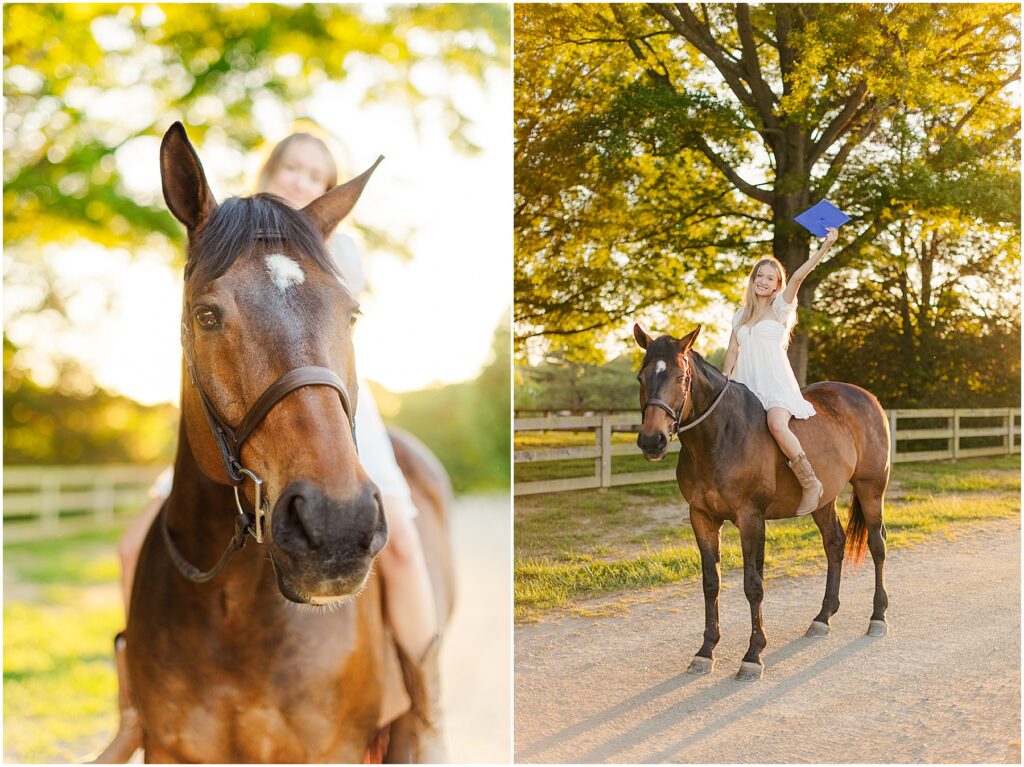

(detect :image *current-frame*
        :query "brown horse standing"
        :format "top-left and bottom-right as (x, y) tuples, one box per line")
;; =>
(107, 123), (453, 762)
(633, 324), (890, 681)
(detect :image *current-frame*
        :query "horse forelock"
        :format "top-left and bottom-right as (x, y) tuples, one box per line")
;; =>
(185, 194), (341, 289)
(641, 335), (683, 370)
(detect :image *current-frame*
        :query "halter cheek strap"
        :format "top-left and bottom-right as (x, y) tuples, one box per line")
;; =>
(641, 372), (731, 439)
(164, 313), (359, 584)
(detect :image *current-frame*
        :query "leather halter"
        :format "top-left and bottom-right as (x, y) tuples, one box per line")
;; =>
(641, 366), (731, 440)
(162, 241), (357, 582)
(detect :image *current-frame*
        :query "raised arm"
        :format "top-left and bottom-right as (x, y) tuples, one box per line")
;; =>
(782, 227), (839, 305)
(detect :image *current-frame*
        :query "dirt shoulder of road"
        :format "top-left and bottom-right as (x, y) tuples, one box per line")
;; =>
(515, 516), (1022, 764)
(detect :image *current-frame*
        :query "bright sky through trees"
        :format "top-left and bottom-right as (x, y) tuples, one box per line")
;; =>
(4, 4), (511, 406)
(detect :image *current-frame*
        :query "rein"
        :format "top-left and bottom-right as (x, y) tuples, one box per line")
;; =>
(163, 236), (358, 584)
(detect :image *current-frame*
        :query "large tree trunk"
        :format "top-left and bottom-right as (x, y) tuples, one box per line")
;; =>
(772, 144), (813, 385)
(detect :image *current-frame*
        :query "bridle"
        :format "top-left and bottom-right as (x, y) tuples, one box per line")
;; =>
(640, 360), (731, 440)
(161, 234), (358, 583)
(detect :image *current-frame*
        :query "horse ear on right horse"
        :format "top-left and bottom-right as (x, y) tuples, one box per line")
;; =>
(633, 323), (700, 353)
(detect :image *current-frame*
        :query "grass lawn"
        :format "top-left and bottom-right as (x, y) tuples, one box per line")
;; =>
(4, 528), (125, 763)
(515, 430), (667, 482)
(515, 454), (1021, 621)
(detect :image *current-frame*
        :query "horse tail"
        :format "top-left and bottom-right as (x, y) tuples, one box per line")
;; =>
(844, 493), (868, 566)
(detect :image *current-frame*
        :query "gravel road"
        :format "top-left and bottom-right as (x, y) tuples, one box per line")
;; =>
(443, 494), (512, 763)
(515, 517), (1021, 764)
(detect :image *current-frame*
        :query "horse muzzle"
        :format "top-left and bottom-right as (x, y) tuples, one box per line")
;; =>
(268, 480), (388, 602)
(637, 430), (669, 461)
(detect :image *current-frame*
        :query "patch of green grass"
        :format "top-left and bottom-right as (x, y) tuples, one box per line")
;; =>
(5, 527), (122, 558)
(4, 528), (126, 762)
(4, 601), (123, 762)
(516, 452), (668, 482)
(515, 455), (1021, 621)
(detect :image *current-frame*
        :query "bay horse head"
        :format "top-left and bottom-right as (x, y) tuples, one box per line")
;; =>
(633, 323), (701, 461)
(160, 122), (386, 604)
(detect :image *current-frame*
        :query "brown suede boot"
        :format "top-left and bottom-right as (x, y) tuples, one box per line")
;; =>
(89, 632), (142, 763)
(788, 452), (823, 515)
(393, 635), (448, 763)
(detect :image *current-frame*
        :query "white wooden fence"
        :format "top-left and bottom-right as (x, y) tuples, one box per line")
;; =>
(3, 464), (165, 543)
(514, 407), (1021, 496)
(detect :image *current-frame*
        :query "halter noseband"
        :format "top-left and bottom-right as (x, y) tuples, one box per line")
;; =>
(641, 365), (731, 440)
(162, 234), (358, 582)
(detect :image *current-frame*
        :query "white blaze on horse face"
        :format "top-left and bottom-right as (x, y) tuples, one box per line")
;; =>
(265, 253), (305, 292)
(655, 360), (667, 375)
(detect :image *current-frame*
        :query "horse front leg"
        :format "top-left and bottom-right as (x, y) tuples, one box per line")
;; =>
(686, 508), (723, 675)
(736, 511), (767, 681)
(807, 500), (844, 637)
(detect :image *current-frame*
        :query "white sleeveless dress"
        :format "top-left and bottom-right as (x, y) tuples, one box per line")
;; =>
(330, 233), (417, 519)
(731, 292), (816, 419)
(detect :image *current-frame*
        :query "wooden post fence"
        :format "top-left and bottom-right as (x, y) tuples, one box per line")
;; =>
(514, 407), (1020, 496)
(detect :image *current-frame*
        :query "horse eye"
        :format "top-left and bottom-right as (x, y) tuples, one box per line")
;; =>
(194, 308), (219, 330)
(677, 376), (685, 383)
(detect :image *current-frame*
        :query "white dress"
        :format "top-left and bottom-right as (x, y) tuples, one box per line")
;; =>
(330, 233), (417, 519)
(731, 292), (816, 419)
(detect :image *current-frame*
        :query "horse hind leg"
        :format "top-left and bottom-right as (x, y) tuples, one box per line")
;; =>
(806, 500), (844, 638)
(851, 480), (889, 637)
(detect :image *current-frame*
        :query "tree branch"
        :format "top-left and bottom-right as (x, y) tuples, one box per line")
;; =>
(734, 3), (779, 127)
(690, 134), (774, 204)
(948, 63), (1021, 138)
(808, 82), (868, 165)
(647, 3), (758, 113)
(812, 103), (887, 199)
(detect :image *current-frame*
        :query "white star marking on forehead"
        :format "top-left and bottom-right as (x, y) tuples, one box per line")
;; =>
(265, 253), (305, 292)
(655, 360), (667, 374)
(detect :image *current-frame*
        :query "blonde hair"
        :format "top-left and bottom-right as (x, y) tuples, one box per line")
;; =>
(734, 257), (797, 346)
(254, 122), (350, 195)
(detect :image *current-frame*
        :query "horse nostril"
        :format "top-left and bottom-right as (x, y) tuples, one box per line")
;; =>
(287, 491), (323, 548)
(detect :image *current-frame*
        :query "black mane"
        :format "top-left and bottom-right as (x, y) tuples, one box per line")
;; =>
(186, 193), (342, 287)
(688, 348), (725, 384)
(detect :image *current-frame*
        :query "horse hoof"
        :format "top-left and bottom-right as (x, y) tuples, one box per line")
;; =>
(805, 620), (830, 638)
(735, 661), (763, 682)
(867, 619), (888, 637)
(686, 656), (714, 675)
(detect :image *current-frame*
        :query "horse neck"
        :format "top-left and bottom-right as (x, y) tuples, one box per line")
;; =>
(165, 415), (273, 590)
(681, 353), (770, 457)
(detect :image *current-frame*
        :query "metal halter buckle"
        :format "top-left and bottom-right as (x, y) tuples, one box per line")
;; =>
(232, 464), (268, 543)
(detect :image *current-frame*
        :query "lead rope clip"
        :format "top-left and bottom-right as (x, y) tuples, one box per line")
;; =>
(232, 464), (268, 543)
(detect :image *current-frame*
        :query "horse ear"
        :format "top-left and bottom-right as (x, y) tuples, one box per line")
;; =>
(678, 324), (702, 351)
(302, 156), (384, 239)
(633, 323), (653, 350)
(160, 122), (217, 232)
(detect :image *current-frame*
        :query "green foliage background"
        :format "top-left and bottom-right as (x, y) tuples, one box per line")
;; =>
(3, 4), (511, 490)
(514, 3), (1020, 406)
(384, 322), (510, 492)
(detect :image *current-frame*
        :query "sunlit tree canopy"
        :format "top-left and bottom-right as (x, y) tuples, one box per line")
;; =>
(515, 2), (1020, 399)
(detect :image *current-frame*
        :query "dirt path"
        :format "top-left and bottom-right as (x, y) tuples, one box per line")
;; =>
(515, 517), (1021, 764)
(443, 494), (512, 763)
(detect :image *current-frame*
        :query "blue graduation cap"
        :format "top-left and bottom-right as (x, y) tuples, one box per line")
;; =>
(793, 200), (851, 238)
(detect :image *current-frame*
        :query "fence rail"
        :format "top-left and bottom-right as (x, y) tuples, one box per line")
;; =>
(3, 464), (165, 542)
(514, 407), (1021, 496)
